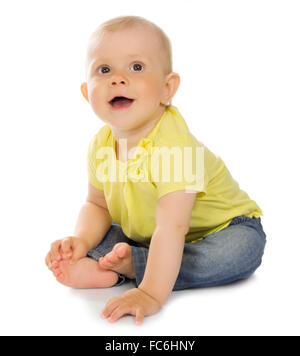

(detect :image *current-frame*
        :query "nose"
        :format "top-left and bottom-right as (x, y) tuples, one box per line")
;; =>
(109, 73), (128, 87)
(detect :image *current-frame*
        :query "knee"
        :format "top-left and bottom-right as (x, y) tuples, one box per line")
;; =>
(248, 229), (266, 257)
(236, 229), (266, 272)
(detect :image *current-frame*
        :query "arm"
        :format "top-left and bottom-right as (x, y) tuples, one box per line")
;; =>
(73, 182), (112, 250)
(46, 182), (112, 267)
(101, 190), (197, 324)
(138, 190), (197, 306)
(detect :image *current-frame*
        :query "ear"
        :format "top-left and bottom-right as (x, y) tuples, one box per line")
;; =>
(80, 82), (89, 102)
(161, 72), (180, 105)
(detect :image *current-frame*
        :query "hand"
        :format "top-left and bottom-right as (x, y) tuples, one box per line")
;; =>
(45, 236), (89, 270)
(101, 288), (161, 325)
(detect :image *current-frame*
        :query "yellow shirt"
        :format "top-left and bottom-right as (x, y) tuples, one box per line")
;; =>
(87, 105), (263, 247)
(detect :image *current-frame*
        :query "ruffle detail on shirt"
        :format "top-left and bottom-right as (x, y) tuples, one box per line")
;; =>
(94, 136), (154, 184)
(124, 137), (153, 182)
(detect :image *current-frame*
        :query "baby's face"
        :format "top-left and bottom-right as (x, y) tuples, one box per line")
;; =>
(82, 26), (172, 131)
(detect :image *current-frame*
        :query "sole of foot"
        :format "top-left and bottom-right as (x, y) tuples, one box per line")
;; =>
(52, 257), (119, 288)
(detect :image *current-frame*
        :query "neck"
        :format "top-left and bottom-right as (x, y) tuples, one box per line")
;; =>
(111, 105), (166, 161)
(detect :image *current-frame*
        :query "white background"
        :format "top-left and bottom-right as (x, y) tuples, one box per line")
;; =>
(0, 0), (299, 336)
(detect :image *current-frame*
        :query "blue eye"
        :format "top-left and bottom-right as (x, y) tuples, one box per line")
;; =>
(130, 63), (144, 72)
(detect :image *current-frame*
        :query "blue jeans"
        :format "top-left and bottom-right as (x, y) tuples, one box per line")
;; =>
(87, 215), (267, 290)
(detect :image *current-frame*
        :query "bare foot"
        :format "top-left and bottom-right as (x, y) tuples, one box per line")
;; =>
(51, 257), (119, 288)
(98, 243), (136, 279)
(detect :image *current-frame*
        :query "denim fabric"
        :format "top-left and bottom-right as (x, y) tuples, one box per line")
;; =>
(87, 216), (267, 290)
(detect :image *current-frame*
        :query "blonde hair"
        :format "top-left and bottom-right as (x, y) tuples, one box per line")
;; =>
(88, 15), (173, 76)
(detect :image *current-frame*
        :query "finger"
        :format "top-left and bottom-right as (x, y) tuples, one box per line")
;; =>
(50, 240), (62, 261)
(50, 250), (60, 265)
(108, 305), (130, 323)
(45, 252), (52, 269)
(101, 297), (122, 318)
(48, 252), (60, 269)
(135, 308), (144, 325)
(61, 238), (73, 258)
(70, 246), (85, 264)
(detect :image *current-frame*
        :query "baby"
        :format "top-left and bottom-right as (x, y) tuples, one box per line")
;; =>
(45, 16), (267, 325)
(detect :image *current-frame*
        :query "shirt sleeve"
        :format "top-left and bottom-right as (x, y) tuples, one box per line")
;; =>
(87, 134), (104, 191)
(153, 135), (209, 200)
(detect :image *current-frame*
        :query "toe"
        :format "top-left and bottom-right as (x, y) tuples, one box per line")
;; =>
(53, 267), (61, 277)
(59, 260), (69, 269)
(107, 252), (120, 264)
(104, 251), (119, 265)
(56, 273), (64, 282)
(115, 243), (130, 258)
(52, 260), (59, 269)
(99, 256), (112, 269)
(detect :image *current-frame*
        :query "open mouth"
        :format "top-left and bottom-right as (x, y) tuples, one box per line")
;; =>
(109, 96), (135, 110)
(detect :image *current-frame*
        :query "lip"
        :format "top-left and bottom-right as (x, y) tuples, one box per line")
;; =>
(108, 96), (135, 111)
(108, 95), (135, 103)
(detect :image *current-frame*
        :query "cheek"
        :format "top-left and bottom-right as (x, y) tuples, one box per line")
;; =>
(88, 82), (105, 107)
(136, 77), (162, 99)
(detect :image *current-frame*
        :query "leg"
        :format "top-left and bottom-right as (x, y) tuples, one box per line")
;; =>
(128, 216), (267, 291)
(51, 222), (133, 289)
(172, 216), (267, 290)
(86, 223), (142, 286)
